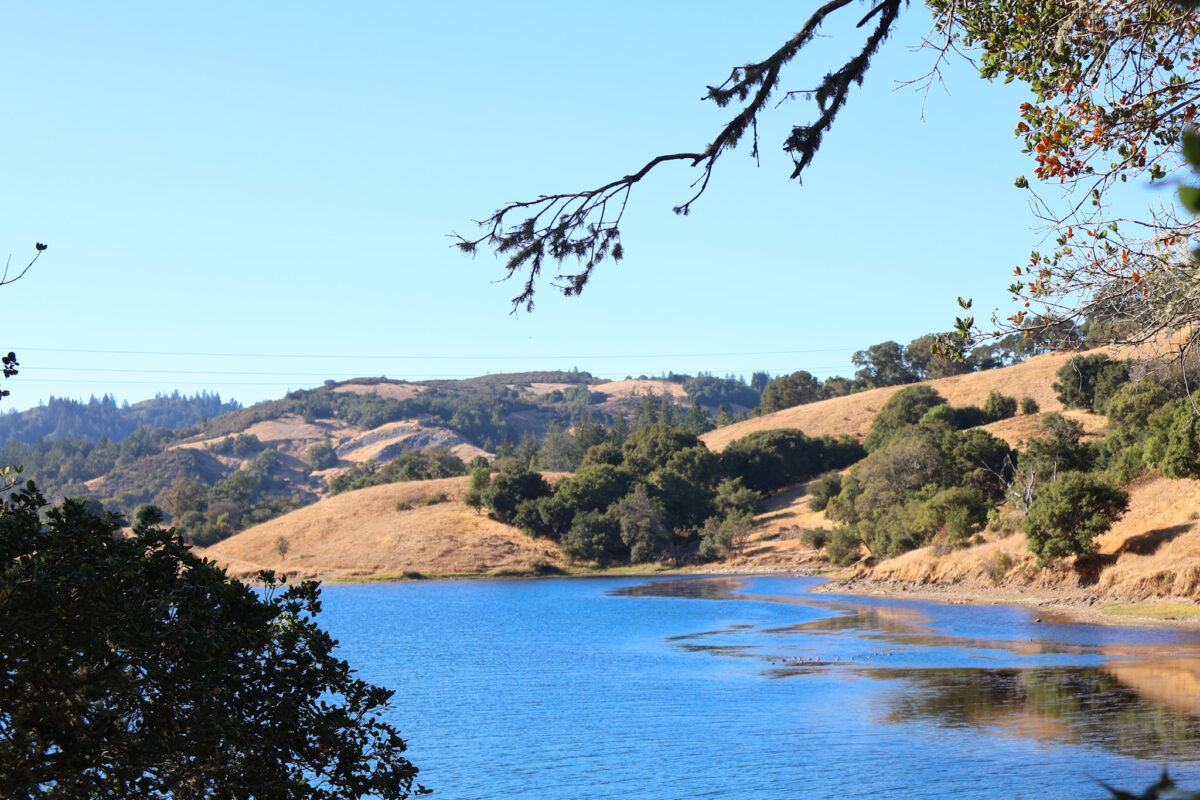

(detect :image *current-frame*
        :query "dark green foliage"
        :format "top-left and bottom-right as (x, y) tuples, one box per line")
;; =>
(0, 484), (424, 799)
(209, 433), (263, 457)
(462, 466), (490, 511)
(683, 374), (758, 411)
(1163, 404), (1200, 480)
(698, 513), (753, 560)
(1092, 361), (1132, 413)
(579, 441), (623, 468)
(863, 385), (946, 451)
(1024, 471), (1129, 564)
(817, 434), (868, 470)
(130, 503), (163, 530)
(306, 441), (338, 470)
(536, 422), (586, 471)
(550, 463), (635, 518)
(756, 370), (823, 414)
(665, 444), (720, 487)
(852, 341), (917, 388)
(682, 399), (713, 435)
(330, 448), (466, 495)
(800, 528), (830, 549)
(913, 486), (989, 546)
(480, 459), (551, 524)
(1105, 381), (1172, 451)
(0, 391), (239, 447)
(1020, 396), (1040, 415)
(807, 471), (843, 511)
(719, 429), (824, 493)
(1019, 413), (1094, 494)
(714, 477), (762, 518)
(982, 390), (1018, 422)
(621, 424), (699, 476)
(617, 484), (676, 564)
(1052, 354), (1129, 411)
(647, 468), (715, 531)
(920, 403), (987, 430)
(825, 528), (863, 565)
(560, 509), (626, 565)
(944, 428), (1015, 500)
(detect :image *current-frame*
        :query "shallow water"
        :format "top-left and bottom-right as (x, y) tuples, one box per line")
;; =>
(317, 575), (1200, 799)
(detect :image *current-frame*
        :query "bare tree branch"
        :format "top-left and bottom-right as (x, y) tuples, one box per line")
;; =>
(453, 0), (907, 312)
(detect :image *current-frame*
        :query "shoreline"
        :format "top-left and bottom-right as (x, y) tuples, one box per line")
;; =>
(815, 575), (1200, 630)
(325, 563), (1200, 630)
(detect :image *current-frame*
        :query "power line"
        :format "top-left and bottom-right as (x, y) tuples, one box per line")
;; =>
(12, 345), (859, 360)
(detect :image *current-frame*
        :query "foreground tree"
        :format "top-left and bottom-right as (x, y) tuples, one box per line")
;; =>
(0, 485), (425, 800)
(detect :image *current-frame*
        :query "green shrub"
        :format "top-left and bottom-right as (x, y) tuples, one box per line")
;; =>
(1024, 471), (1129, 565)
(1020, 396), (1039, 415)
(863, 386), (946, 451)
(806, 471), (843, 511)
(1163, 404), (1200, 480)
(306, 442), (338, 470)
(800, 529), (830, 549)
(982, 390), (1018, 422)
(825, 528), (863, 565)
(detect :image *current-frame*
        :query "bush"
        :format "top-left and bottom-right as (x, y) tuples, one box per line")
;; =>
(800, 529), (830, 549)
(1020, 396), (1039, 415)
(1023, 471), (1129, 565)
(560, 509), (626, 565)
(306, 441), (338, 470)
(863, 385), (946, 451)
(698, 513), (754, 560)
(480, 459), (551, 524)
(982, 390), (1017, 422)
(720, 428), (824, 492)
(825, 528), (863, 565)
(1163, 404), (1200, 480)
(807, 471), (843, 511)
(1052, 354), (1129, 411)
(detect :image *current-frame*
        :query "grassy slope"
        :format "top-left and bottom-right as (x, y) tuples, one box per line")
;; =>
(202, 475), (565, 581)
(207, 350), (1200, 604)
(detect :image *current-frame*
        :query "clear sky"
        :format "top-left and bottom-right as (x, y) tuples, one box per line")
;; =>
(1, 1), (1050, 412)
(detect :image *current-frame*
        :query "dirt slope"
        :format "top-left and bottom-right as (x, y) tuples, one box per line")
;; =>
(202, 476), (563, 581)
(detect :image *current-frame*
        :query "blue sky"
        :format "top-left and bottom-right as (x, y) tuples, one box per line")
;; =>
(1, 1), (1047, 411)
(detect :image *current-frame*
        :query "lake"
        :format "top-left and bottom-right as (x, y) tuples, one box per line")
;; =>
(317, 575), (1200, 799)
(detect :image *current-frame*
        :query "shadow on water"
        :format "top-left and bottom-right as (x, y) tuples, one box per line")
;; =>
(615, 575), (1200, 766)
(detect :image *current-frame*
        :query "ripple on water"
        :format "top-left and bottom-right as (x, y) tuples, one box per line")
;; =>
(317, 575), (1200, 800)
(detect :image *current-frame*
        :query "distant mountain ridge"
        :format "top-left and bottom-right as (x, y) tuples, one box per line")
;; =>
(0, 391), (241, 445)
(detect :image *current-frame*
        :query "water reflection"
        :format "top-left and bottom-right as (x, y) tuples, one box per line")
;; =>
(873, 667), (1200, 763)
(618, 575), (1200, 767)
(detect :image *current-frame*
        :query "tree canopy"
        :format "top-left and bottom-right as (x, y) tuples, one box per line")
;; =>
(0, 486), (425, 799)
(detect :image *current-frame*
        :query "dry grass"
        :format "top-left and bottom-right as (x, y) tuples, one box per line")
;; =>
(201, 476), (562, 581)
(700, 350), (1090, 452)
(332, 383), (424, 401)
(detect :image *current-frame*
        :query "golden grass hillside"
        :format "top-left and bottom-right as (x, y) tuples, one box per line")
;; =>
(202, 476), (562, 581)
(700, 350), (1089, 451)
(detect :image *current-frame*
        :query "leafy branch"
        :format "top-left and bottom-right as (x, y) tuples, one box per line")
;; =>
(452, 0), (906, 312)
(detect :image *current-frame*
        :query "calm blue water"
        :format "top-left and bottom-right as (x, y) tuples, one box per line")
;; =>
(317, 575), (1200, 799)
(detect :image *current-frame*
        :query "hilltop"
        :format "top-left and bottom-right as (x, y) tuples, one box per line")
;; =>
(201, 346), (1200, 623)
